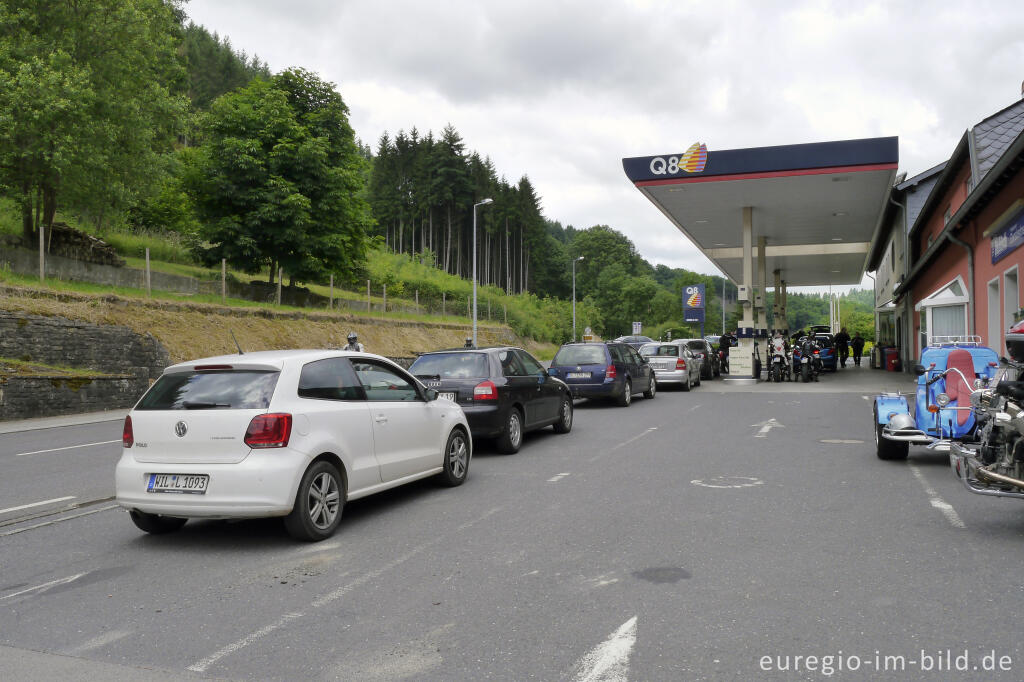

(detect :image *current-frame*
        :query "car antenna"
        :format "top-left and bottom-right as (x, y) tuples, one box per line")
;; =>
(230, 330), (244, 355)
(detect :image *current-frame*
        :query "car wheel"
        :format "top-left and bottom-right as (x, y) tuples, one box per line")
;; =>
(129, 510), (186, 535)
(497, 407), (524, 454)
(681, 374), (691, 392)
(553, 396), (573, 434)
(695, 371), (701, 387)
(643, 377), (657, 399)
(874, 405), (909, 461)
(284, 460), (344, 542)
(437, 428), (470, 486)
(714, 363), (721, 377)
(617, 380), (632, 407)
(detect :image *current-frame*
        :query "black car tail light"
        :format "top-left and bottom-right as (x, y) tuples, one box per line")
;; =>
(473, 380), (498, 401)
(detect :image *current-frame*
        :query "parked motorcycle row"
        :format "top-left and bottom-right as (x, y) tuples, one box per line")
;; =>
(873, 319), (1024, 504)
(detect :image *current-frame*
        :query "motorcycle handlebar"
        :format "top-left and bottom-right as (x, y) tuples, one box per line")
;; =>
(927, 367), (973, 387)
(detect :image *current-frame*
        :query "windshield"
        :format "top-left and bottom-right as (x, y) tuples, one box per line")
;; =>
(409, 352), (488, 379)
(640, 344), (679, 357)
(553, 345), (607, 365)
(136, 370), (279, 410)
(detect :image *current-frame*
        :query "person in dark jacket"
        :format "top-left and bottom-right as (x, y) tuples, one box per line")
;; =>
(718, 331), (735, 373)
(834, 327), (851, 368)
(851, 332), (865, 367)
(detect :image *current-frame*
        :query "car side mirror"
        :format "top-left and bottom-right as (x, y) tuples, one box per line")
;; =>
(547, 367), (557, 376)
(537, 369), (547, 383)
(425, 388), (439, 401)
(913, 364), (926, 376)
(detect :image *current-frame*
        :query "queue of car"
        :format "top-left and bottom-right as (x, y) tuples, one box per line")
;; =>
(114, 336), (717, 542)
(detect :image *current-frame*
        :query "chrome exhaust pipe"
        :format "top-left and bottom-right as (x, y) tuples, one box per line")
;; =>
(976, 466), (1024, 490)
(950, 445), (1024, 500)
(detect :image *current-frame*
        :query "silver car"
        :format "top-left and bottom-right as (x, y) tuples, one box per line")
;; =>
(638, 342), (702, 391)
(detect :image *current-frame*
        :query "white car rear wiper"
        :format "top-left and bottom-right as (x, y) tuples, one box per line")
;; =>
(181, 400), (231, 409)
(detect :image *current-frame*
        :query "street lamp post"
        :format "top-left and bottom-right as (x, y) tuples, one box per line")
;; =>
(472, 197), (493, 347)
(572, 255), (585, 341)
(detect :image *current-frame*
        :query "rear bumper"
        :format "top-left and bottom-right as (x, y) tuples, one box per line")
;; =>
(566, 380), (620, 399)
(460, 403), (506, 438)
(115, 448), (308, 519)
(652, 369), (689, 384)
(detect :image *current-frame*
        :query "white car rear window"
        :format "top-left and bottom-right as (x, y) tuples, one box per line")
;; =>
(136, 371), (279, 410)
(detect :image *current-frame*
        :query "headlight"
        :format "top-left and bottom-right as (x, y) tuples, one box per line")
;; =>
(935, 393), (951, 408)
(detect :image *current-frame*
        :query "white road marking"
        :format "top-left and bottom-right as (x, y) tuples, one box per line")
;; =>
(0, 504), (119, 537)
(14, 440), (120, 457)
(820, 439), (865, 444)
(751, 418), (784, 438)
(0, 573), (86, 601)
(187, 506), (504, 672)
(572, 616), (638, 682)
(691, 476), (764, 489)
(63, 629), (132, 656)
(909, 464), (966, 529)
(862, 395), (871, 400)
(0, 496), (76, 515)
(688, 404), (702, 412)
(547, 472), (571, 483)
(187, 612), (304, 672)
(590, 428), (657, 462)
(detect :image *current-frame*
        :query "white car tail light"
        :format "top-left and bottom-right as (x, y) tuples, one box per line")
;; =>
(122, 415), (134, 448)
(244, 413), (293, 448)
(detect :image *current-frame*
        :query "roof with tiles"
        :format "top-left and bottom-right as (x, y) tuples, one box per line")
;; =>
(973, 97), (1024, 181)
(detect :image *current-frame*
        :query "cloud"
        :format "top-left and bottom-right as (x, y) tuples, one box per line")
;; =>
(185, 0), (1024, 280)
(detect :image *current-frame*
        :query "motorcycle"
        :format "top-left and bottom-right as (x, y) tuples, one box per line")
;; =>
(766, 335), (791, 382)
(793, 336), (821, 383)
(949, 320), (1024, 498)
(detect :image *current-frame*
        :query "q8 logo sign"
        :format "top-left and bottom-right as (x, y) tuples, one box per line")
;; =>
(683, 284), (705, 324)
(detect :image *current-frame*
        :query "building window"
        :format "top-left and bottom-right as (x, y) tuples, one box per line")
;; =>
(915, 274), (970, 347)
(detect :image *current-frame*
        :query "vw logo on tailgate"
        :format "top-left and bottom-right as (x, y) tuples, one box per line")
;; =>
(174, 421), (188, 438)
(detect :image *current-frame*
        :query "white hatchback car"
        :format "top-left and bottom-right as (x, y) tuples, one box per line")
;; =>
(115, 350), (471, 541)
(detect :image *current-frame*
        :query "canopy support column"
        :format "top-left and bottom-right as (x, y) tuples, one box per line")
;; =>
(730, 207), (756, 380)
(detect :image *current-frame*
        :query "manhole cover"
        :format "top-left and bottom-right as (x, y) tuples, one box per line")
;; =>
(690, 476), (764, 489)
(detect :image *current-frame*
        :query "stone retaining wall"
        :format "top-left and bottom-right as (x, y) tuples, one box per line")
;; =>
(0, 375), (143, 421)
(0, 311), (170, 421)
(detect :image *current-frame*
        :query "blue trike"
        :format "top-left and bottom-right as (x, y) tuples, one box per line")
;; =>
(872, 337), (1000, 460)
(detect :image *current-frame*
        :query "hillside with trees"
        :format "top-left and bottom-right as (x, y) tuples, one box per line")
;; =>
(0, 2), (872, 345)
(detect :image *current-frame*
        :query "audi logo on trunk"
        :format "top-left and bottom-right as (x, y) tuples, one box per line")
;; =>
(174, 421), (188, 438)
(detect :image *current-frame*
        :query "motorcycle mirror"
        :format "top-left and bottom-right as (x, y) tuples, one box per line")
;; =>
(913, 363), (927, 376)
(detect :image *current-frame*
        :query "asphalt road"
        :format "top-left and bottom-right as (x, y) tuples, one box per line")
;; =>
(3, 366), (1024, 680)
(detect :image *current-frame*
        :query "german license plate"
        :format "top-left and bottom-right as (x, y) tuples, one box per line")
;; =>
(567, 372), (590, 379)
(147, 473), (209, 494)
(439, 392), (456, 402)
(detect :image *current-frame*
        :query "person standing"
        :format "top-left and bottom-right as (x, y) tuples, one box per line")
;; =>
(851, 332), (865, 367)
(343, 332), (365, 352)
(718, 330), (735, 373)
(834, 327), (851, 368)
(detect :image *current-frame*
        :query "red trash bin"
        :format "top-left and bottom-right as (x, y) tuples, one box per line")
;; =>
(884, 347), (900, 371)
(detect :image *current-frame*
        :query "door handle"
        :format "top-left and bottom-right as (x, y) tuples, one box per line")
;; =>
(374, 415), (388, 424)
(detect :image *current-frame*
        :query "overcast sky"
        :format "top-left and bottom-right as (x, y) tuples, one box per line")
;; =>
(184, 0), (1024, 291)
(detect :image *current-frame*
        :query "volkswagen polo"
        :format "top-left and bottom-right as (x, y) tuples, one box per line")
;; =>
(115, 350), (471, 541)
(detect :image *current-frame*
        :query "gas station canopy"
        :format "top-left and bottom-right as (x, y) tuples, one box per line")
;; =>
(622, 137), (899, 286)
